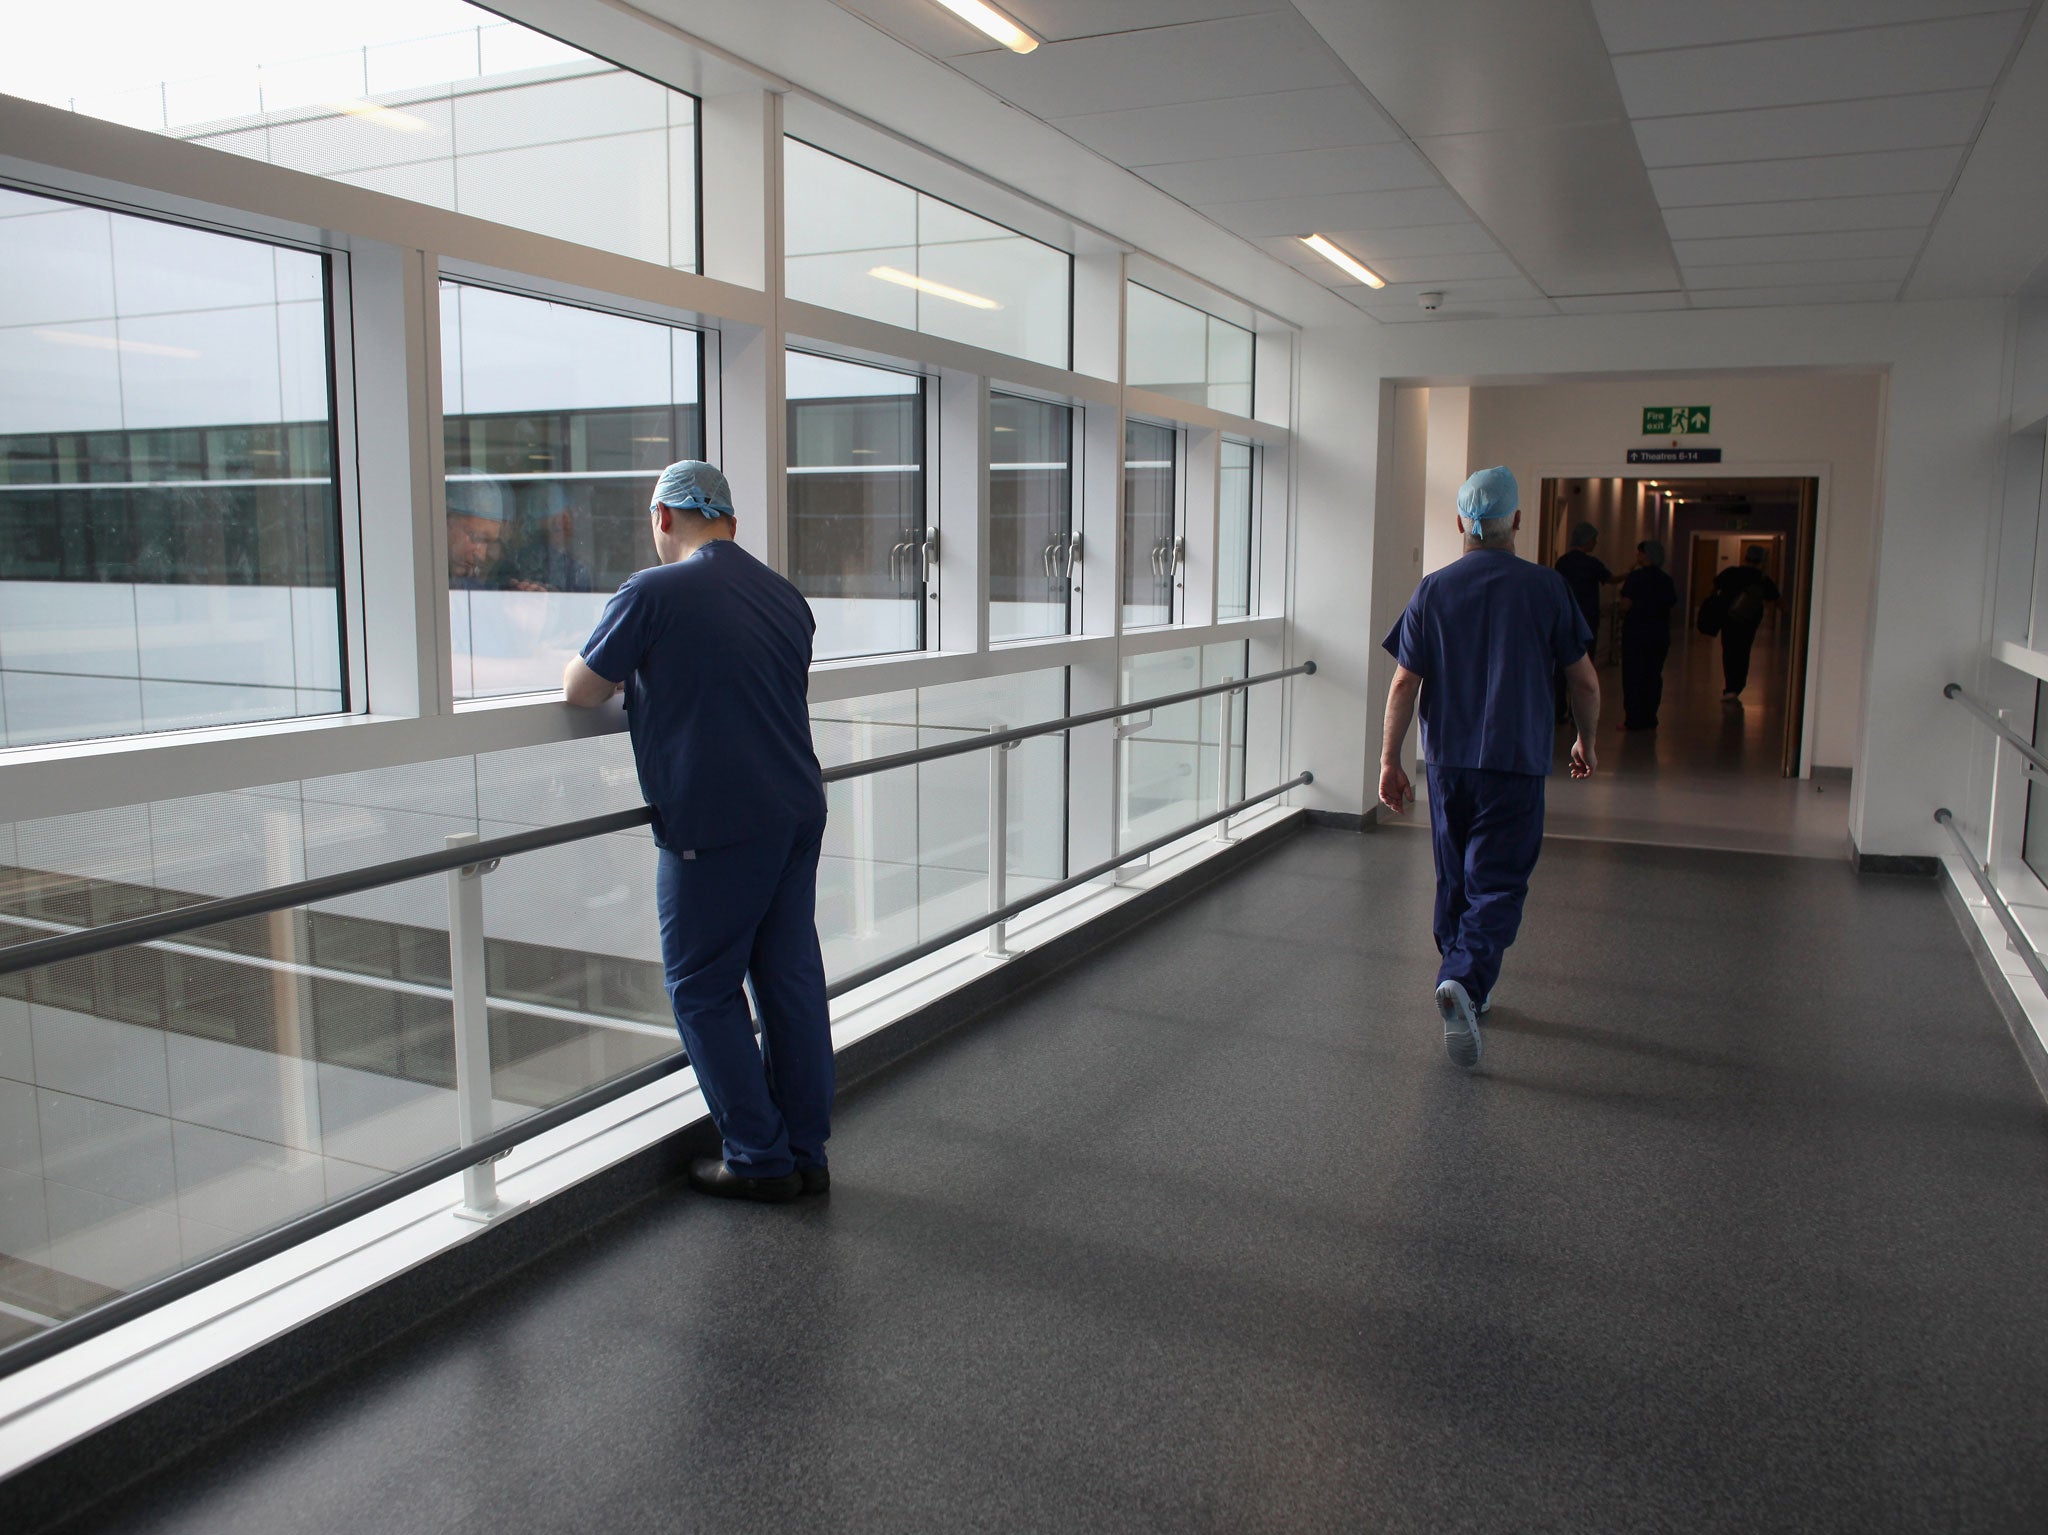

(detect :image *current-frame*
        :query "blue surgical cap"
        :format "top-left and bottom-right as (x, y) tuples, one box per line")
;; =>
(1458, 466), (1519, 529)
(445, 478), (505, 523)
(651, 460), (734, 518)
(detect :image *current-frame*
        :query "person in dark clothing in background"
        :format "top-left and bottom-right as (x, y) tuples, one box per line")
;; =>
(1713, 545), (1781, 701)
(1553, 522), (1617, 721)
(1618, 540), (1679, 730)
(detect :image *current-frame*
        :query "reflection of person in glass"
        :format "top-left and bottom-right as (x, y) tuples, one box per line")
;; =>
(504, 482), (596, 593)
(563, 461), (833, 1204)
(446, 479), (508, 588)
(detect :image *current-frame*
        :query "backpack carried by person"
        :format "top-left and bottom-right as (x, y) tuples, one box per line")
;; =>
(1697, 590), (1728, 636)
(1727, 581), (1766, 629)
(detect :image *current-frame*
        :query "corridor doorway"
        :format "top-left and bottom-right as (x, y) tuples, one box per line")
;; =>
(1532, 475), (1840, 856)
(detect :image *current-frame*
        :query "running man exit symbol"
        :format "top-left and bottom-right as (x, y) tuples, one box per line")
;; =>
(1642, 406), (1711, 435)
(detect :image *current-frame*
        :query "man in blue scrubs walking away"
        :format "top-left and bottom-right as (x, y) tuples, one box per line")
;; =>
(564, 461), (831, 1203)
(1377, 467), (1601, 1069)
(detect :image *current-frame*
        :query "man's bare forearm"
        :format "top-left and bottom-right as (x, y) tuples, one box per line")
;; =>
(1568, 673), (1600, 741)
(1382, 674), (1420, 765)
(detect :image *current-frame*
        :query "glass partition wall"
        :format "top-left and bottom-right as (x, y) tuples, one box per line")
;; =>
(0, 37), (1295, 1368)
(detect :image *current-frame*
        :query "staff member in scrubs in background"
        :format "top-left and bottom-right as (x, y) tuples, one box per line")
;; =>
(1618, 540), (1679, 731)
(1378, 467), (1601, 1069)
(564, 461), (832, 1203)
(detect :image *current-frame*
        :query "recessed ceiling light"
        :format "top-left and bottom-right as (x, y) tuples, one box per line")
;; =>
(869, 266), (1002, 310)
(930, 0), (1039, 53)
(1300, 234), (1385, 289)
(324, 99), (433, 133)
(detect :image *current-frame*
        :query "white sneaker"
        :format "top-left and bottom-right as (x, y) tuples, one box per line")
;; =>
(1437, 980), (1481, 1069)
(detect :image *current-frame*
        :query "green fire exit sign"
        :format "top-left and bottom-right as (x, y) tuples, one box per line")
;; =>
(1643, 405), (1712, 435)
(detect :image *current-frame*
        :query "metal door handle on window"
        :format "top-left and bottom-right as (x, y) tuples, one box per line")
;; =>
(1170, 537), (1185, 579)
(918, 526), (939, 584)
(887, 541), (906, 584)
(1043, 540), (1062, 581)
(1061, 533), (1082, 581)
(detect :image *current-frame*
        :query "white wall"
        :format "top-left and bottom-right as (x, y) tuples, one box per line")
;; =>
(1461, 372), (1886, 769)
(1287, 320), (1387, 821)
(1287, 298), (2010, 855)
(1421, 385), (1470, 577)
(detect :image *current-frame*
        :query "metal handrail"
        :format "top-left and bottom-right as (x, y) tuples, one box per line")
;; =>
(1943, 682), (2048, 777)
(1933, 808), (2048, 1002)
(0, 661), (1314, 979)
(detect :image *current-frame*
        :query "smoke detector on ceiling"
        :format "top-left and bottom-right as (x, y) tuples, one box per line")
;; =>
(1419, 291), (1445, 312)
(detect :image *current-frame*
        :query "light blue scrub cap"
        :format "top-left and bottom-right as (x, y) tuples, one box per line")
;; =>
(1458, 466), (1518, 530)
(445, 478), (505, 523)
(651, 460), (734, 518)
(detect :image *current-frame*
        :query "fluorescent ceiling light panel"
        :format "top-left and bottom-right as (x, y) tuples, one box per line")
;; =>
(869, 266), (1003, 310)
(930, 0), (1040, 53)
(1301, 235), (1385, 289)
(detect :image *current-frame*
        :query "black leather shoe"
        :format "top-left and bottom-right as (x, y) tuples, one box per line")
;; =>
(797, 1165), (830, 1197)
(688, 1157), (802, 1203)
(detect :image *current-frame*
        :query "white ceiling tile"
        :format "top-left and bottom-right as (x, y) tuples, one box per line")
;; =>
(1366, 250), (1526, 284)
(1663, 193), (1945, 240)
(1554, 292), (1692, 313)
(1352, 297), (1563, 323)
(1612, 13), (2027, 117)
(1003, 1), (1287, 43)
(1632, 90), (1987, 167)
(1419, 120), (1681, 297)
(1687, 282), (1905, 307)
(1651, 147), (1965, 206)
(1199, 186), (1471, 236)
(1292, 0), (1626, 137)
(1673, 228), (1929, 264)
(1137, 143), (1442, 204)
(949, 11), (1351, 119)
(1053, 84), (1403, 164)
(1594, 0), (2024, 55)
(1682, 255), (1914, 288)
(1294, 222), (1502, 259)
(1343, 276), (1546, 305)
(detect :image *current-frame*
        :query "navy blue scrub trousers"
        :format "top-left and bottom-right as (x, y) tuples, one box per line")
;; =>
(655, 814), (832, 1178)
(1426, 764), (1546, 1006)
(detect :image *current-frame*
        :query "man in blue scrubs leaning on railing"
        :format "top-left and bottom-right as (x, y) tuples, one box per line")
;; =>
(564, 460), (832, 1203)
(1377, 466), (1601, 1070)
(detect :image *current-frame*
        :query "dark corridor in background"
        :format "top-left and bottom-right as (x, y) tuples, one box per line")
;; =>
(1539, 476), (1819, 777)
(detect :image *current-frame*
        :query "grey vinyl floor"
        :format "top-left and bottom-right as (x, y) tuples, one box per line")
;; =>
(52, 828), (2048, 1534)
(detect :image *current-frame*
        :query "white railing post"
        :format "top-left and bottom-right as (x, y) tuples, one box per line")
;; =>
(446, 832), (522, 1223)
(987, 724), (1011, 957)
(1215, 680), (1239, 844)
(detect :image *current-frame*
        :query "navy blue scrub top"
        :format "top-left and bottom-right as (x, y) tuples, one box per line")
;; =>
(1383, 550), (1592, 778)
(1553, 547), (1611, 641)
(580, 539), (826, 851)
(1619, 565), (1679, 641)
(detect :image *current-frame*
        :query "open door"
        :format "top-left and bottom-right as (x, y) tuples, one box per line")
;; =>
(1781, 479), (1818, 777)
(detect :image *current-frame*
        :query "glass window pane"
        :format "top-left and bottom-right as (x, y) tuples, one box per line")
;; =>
(7, 4), (698, 271)
(784, 140), (1070, 369)
(1123, 419), (1177, 630)
(1218, 438), (1256, 621)
(1120, 642), (1247, 848)
(813, 668), (1067, 982)
(0, 190), (341, 747)
(989, 394), (1074, 644)
(440, 281), (702, 701)
(787, 351), (926, 661)
(1126, 282), (1254, 415)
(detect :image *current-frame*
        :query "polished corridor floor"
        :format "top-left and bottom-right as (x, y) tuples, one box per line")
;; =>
(49, 828), (2048, 1534)
(1541, 623), (1853, 858)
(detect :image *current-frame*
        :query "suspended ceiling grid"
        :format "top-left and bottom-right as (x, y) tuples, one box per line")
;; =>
(830, 0), (2045, 323)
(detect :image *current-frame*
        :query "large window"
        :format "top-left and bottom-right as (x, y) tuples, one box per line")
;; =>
(989, 394), (1075, 644)
(441, 282), (702, 701)
(787, 352), (927, 661)
(1126, 283), (1254, 416)
(0, 188), (341, 747)
(1121, 642), (1248, 847)
(1218, 438), (1257, 621)
(1122, 419), (1178, 630)
(5, 3), (699, 272)
(785, 140), (1070, 369)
